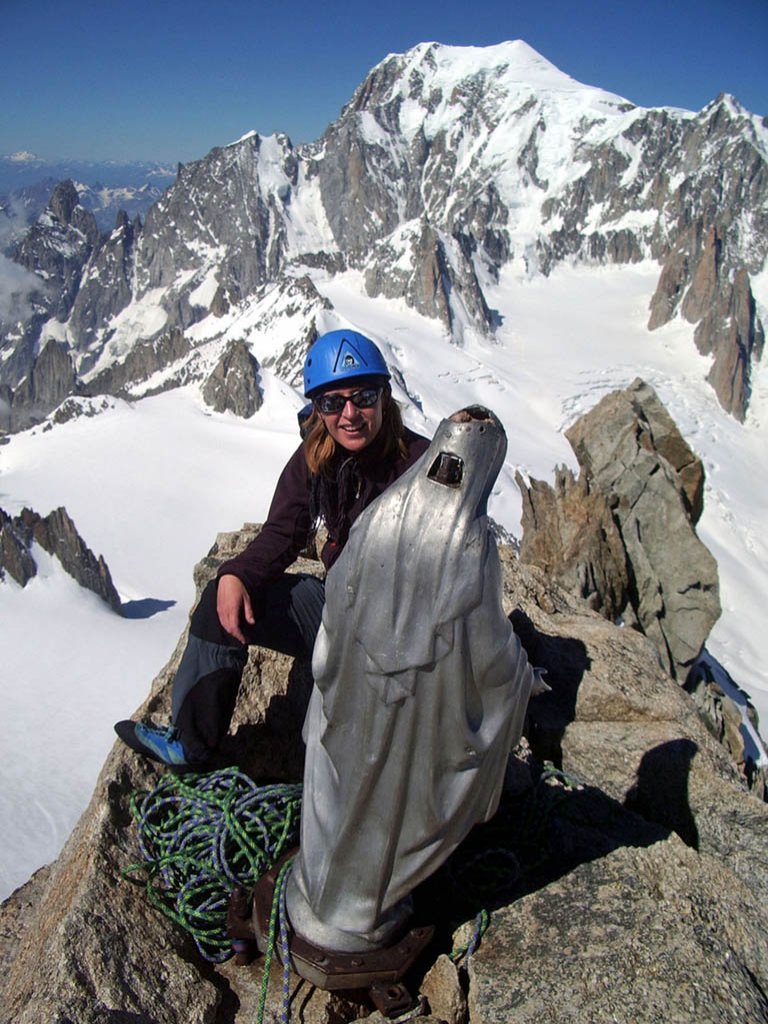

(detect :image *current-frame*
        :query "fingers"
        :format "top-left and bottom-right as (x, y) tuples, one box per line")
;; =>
(242, 589), (256, 626)
(216, 574), (251, 644)
(227, 621), (247, 645)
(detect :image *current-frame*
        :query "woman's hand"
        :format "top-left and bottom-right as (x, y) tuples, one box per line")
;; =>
(216, 574), (256, 644)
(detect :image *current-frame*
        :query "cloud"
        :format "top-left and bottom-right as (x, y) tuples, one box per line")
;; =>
(0, 199), (43, 322)
(0, 193), (35, 247)
(0, 253), (41, 322)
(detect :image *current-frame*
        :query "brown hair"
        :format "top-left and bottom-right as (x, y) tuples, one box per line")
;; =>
(303, 386), (408, 476)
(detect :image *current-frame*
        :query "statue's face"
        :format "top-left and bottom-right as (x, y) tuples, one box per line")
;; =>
(316, 384), (385, 453)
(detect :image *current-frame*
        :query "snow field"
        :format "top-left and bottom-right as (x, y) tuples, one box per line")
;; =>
(1, 261), (766, 901)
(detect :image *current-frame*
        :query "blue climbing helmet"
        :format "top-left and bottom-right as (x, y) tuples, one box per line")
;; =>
(303, 330), (390, 398)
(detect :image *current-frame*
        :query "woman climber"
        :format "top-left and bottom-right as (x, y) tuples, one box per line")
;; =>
(115, 329), (430, 768)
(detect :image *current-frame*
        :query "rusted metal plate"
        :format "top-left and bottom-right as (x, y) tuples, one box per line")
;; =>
(286, 923), (433, 990)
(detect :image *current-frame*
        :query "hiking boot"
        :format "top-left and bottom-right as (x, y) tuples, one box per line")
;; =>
(114, 719), (191, 768)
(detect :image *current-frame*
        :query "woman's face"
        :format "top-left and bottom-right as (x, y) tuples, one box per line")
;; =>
(316, 384), (385, 453)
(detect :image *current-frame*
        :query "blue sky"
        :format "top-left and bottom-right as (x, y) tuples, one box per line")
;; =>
(2, 0), (766, 164)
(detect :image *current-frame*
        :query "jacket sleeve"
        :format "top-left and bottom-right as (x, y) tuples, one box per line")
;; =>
(216, 444), (313, 594)
(401, 428), (431, 470)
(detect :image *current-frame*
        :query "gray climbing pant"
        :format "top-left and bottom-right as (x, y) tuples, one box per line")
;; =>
(171, 573), (325, 762)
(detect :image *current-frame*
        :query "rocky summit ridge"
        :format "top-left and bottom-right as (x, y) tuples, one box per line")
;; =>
(1, 40), (766, 433)
(1, 531), (766, 1023)
(1, 381), (767, 1023)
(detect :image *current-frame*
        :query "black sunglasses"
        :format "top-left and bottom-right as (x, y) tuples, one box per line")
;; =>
(314, 386), (383, 415)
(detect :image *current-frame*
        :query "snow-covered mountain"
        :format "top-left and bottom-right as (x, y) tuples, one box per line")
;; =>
(2, 40), (766, 431)
(0, 154), (176, 235)
(0, 152), (175, 193)
(1, 177), (172, 234)
(1, 40), (767, 901)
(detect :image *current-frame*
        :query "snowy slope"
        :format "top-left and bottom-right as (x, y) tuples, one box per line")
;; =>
(1, 261), (766, 901)
(25, 38), (767, 394)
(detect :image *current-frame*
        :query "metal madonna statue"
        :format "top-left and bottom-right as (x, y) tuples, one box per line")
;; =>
(281, 405), (537, 959)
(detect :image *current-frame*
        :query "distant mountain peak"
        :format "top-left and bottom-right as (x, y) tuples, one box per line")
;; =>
(371, 39), (635, 112)
(1, 40), (765, 429)
(5, 151), (42, 164)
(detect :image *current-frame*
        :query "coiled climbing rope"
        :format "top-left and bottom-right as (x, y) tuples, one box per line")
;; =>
(123, 757), (584, 1018)
(124, 767), (301, 962)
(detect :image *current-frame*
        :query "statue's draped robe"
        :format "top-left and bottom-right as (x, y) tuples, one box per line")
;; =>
(286, 410), (536, 952)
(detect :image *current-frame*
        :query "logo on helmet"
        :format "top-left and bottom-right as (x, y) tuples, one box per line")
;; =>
(342, 353), (358, 368)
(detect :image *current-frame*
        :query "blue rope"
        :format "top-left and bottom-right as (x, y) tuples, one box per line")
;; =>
(278, 862), (293, 1024)
(256, 857), (295, 1024)
(124, 767), (302, 962)
(451, 908), (490, 966)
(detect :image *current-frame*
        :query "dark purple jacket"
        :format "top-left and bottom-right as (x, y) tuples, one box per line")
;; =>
(217, 426), (430, 594)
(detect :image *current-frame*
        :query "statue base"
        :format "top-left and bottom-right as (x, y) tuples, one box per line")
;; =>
(226, 854), (434, 1013)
